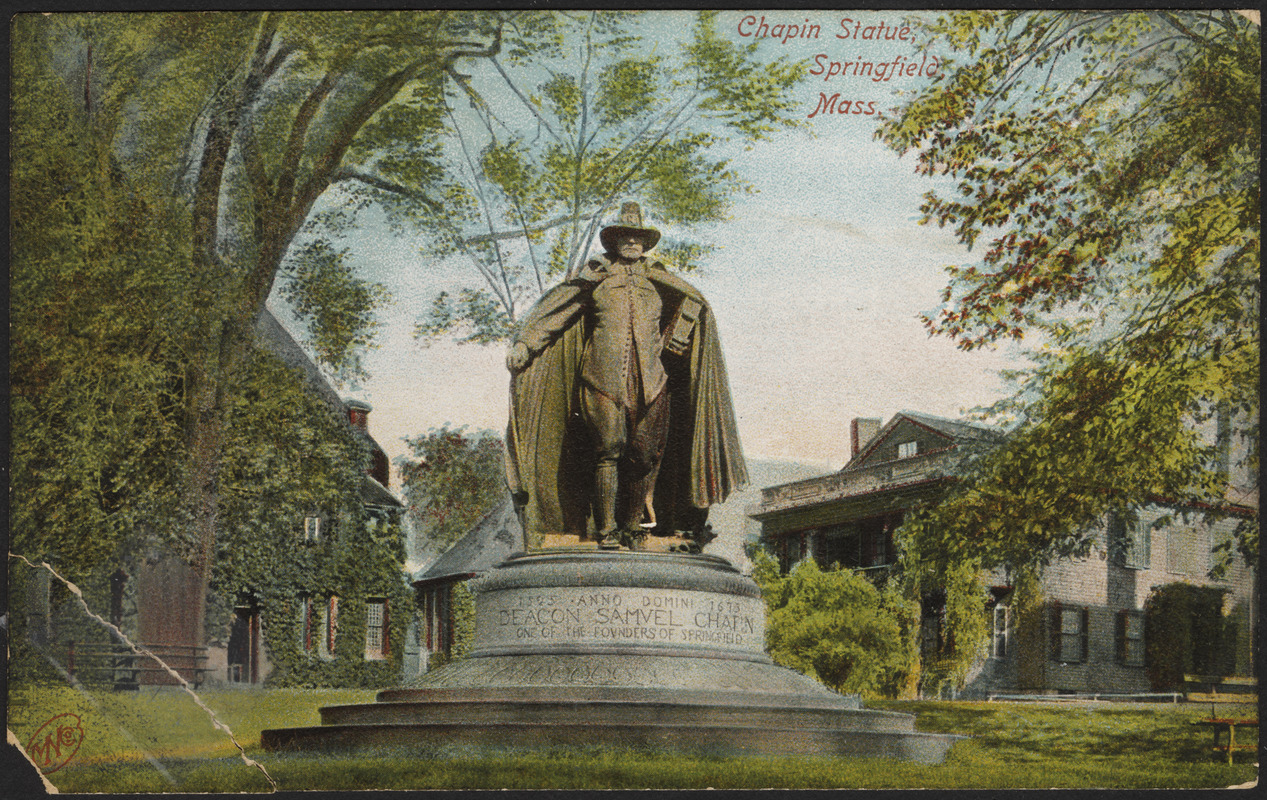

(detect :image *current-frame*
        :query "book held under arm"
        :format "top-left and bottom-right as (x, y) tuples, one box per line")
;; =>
(663, 296), (702, 356)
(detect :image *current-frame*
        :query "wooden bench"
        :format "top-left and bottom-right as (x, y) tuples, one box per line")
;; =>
(1192, 717), (1258, 765)
(1184, 674), (1257, 706)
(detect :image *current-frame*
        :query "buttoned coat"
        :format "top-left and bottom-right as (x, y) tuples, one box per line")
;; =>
(505, 256), (748, 541)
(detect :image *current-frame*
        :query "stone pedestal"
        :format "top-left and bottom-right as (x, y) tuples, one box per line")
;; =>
(261, 550), (963, 763)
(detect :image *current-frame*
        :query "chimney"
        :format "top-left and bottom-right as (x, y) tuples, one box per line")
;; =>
(851, 417), (882, 459)
(346, 399), (371, 432)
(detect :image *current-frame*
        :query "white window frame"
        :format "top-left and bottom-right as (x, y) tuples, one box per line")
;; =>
(897, 441), (918, 459)
(992, 605), (1010, 659)
(299, 594), (314, 653)
(364, 598), (387, 661)
(304, 515), (322, 542)
(1121, 611), (1145, 667)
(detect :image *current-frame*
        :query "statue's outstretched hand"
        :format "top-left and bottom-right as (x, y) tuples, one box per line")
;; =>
(506, 341), (531, 373)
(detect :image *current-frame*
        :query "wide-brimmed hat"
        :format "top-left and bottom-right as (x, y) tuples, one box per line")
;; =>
(599, 201), (661, 252)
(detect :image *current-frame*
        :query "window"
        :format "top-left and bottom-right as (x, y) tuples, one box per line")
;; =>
(1108, 514), (1150, 569)
(779, 531), (817, 572)
(1116, 610), (1145, 667)
(862, 525), (891, 568)
(897, 441), (918, 459)
(1167, 526), (1199, 576)
(364, 598), (389, 660)
(319, 596), (338, 659)
(992, 605), (1010, 659)
(1051, 603), (1089, 663)
(304, 515), (322, 542)
(299, 594), (314, 653)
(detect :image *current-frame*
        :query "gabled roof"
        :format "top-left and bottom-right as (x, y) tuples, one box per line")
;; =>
(253, 308), (346, 414)
(361, 474), (404, 510)
(412, 495), (522, 586)
(845, 411), (1001, 471)
(255, 307), (402, 509)
(898, 411), (1001, 444)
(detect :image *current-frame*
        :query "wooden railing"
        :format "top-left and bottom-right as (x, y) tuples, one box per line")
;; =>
(67, 641), (209, 690)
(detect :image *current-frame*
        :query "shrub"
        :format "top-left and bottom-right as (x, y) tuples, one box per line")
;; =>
(1144, 582), (1233, 690)
(752, 552), (916, 698)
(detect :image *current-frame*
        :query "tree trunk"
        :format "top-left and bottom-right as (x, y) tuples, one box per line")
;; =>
(178, 311), (255, 641)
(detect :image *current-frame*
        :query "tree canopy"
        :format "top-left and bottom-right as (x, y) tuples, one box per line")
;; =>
(399, 427), (507, 552)
(877, 10), (1259, 572)
(404, 10), (807, 344)
(11, 11), (508, 587)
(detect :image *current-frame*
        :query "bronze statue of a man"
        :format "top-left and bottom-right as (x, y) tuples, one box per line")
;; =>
(505, 202), (747, 550)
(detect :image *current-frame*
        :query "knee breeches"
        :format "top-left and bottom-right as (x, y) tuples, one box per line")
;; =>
(581, 386), (670, 472)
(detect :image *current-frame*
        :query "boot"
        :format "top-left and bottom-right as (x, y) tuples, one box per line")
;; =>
(595, 463), (622, 550)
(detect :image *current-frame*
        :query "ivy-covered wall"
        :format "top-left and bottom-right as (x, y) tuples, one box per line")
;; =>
(9, 349), (414, 690)
(206, 350), (412, 688)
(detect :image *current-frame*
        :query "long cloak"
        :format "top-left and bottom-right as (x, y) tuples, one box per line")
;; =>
(505, 263), (748, 542)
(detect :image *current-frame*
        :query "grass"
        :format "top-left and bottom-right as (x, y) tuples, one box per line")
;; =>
(8, 683), (1258, 792)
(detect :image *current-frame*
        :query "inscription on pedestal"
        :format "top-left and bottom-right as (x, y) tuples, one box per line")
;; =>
(476, 586), (765, 656)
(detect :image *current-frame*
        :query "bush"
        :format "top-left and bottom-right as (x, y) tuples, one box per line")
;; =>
(752, 552), (916, 698)
(1144, 582), (1234, 690)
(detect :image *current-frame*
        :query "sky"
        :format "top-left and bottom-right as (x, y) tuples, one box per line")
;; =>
(266, 10), (1029, 556)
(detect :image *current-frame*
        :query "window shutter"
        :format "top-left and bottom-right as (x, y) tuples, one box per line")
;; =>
(327, 596), (339, 654)
(382, 599), (390, 656)
(1050, 601), (1063, 661)
(1079, 607), (1089, 663)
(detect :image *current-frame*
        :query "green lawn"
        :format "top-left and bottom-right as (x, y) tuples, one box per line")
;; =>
(8, 683), (1257, 792)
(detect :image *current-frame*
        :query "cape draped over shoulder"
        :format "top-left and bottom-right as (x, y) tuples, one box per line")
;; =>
(505, 260), (748, 541)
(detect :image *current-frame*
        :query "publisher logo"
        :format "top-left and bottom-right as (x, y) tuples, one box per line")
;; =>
(25, 713), (85, 774)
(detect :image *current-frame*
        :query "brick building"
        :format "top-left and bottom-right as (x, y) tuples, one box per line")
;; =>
(753, 411), (1257, 697)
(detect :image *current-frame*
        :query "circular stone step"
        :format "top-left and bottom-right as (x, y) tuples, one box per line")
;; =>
(260, 550), (965, 764)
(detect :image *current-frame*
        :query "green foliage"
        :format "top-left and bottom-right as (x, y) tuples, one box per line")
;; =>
(927, 560), (991, 694)
(12, 10), (507, 608)
(10, 21), (196, 577)
(877, 11), (1259, 571)
(892, 510), (993, 695)
(280, 241), (390, 382)
(408, 10), (808, 342)
(211, 350), (410, 688)
(753, 552), (916, 699)
(1210, 516), (1258, 580)
(1143, 582), (1235, 691)
(413, 289), (514, 345)
(449, 582), (477, 662)
(400, 426), (507, 550)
